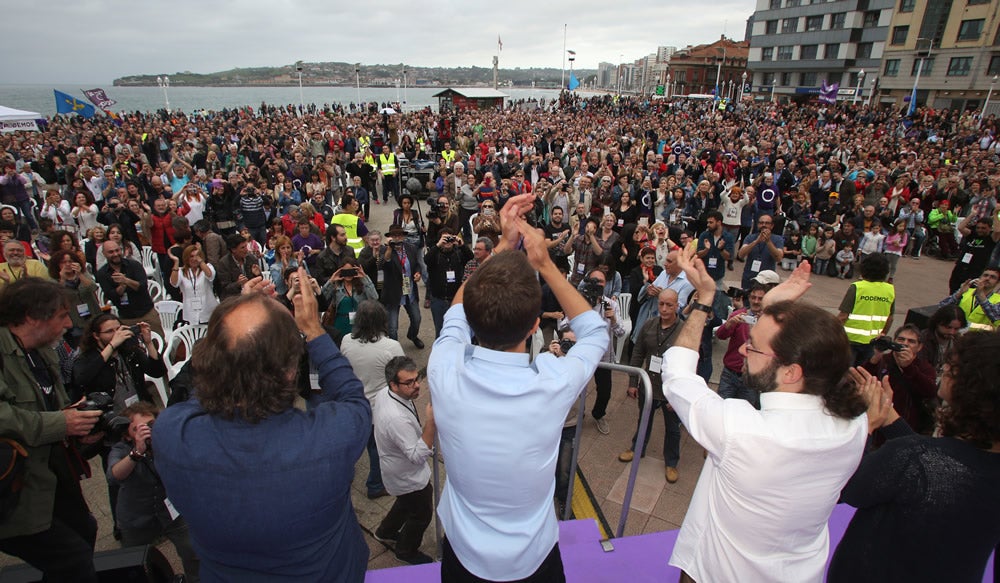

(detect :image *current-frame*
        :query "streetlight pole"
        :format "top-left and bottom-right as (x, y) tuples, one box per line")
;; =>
(866, 74), (877, 107)
(568, 53), (576, 90)
(853, 69), (865, 105)
(403, 66), (408, 108)
(156, 76), (170, 113)
(295, 61), (304, 115)
(355, 63), (361, 106)
(740, 71), (747, 101)
(983, 74), (998, 127)
(909, 38), (931, 117)
(618, 54), (623, 96)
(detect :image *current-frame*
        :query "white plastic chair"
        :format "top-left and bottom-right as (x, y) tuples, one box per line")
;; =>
(529, 326), (545, 361)
(614, 292), (633, 363)
(154, 300), (184, 337)
(163, 324), (207, 379)
(145, 331), (170, 407)
(94, 285), (117, 316)
(140, 246), (160, 283)
(147, 280), (164, 303)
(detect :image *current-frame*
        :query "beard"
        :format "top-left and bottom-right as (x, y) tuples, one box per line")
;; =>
(742, 359), (780, 394)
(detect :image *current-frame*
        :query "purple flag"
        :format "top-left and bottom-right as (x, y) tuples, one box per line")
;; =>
(82, 88), (117, 110)
(819, 80), (839, 105)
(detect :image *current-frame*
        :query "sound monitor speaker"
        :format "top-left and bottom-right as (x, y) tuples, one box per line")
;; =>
(0, 545), (174, 583)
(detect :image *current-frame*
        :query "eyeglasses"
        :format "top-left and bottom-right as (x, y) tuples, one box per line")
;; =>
(394, 377), (420, 388)
(744, 338), (777, 359)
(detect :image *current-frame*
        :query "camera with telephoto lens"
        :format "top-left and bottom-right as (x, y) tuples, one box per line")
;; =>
(76, 392), (122, 435)
(872, 337), (905, 352)
(579, 277), (605, 308)
(558, 338), (576, 354)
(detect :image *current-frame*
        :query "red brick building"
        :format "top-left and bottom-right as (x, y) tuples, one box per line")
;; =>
(667, 36), (750, 97)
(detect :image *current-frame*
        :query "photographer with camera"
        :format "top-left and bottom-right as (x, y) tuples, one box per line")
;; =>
(426, 228), (473, 337)
(0, 278), (103, 581)
(715, 277), (774, 409)
(107, 402), (199, 581)
(860, 324), (937, 435)
(320, 258), (378, 339)
(937, 266), (1000, 331)
(575, 269), (626, 435)
(72, 313), (166, 537)
(426, 194), (461, 248)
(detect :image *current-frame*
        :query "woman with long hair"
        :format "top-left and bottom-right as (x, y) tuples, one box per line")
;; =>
(269, 235), (303, 295)
(71, 190), (99, 234)
(177, 183), (207, 225)
(918, 304), (967, 379)
(338, 300), (404, 499)
(829, 332), (1000, 582)
(169, 244), (219, 324)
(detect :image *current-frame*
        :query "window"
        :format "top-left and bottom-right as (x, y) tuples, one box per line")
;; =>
(801, 72), (818, 86)
(761, 47), (774, 61)
(762, 72), (776, 86)
(958, 19), (985, 41)
(892, 26), (909, 45)
(884, 59), (900, 76)
(899, 0), (915, 12)
(801, 45), (818, 59)
(825, 43), (840, 59)
(781, 72), (793, 86)
(769, 0), (781, 8)
(786, 0), (801, 6)
(806, 15), (824, 31)
(856, 42), (874, 59)
(782, 18), (798, 33)
(831, 13), (846, 29)
(968, 0), (989, 5)
(766, 20), (778, 34)
(912, 56), (935, 75)
(777, 46), (794, 60)
(677, 70), (686, 83)
(990, 55), (1000, 75)
(947, 56), (973, 76)
(863, 11), (880, 28)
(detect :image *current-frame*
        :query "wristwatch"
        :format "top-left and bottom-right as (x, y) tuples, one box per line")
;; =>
(128, 449), (147, 462)
(690, 302), (713, 314)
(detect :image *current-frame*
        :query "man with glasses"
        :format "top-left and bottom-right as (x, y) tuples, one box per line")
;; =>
(371, 356), (436, 565)
(737, 215), (784, 289)
(664, 250), (868, 583)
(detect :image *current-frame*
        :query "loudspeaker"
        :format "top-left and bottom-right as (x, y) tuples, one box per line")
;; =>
(905, 304), (939, 330)
(0, 545), (174, 583)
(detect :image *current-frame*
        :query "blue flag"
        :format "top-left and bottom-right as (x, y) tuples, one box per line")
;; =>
(54, 90), (96, 118)
(568, 72), (580, 91)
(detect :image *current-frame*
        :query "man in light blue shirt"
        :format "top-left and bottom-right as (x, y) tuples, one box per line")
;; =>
(428, 193), (608, 582)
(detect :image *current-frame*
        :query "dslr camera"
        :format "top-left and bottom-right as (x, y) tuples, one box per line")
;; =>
(579, 277), (605, 308)
(76, 392), (128, 438)
(872, 337), (905, 352)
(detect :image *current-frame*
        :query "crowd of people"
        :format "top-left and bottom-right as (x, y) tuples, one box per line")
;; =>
(0, 91), (998, 582)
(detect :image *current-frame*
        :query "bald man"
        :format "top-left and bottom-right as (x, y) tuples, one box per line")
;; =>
(618, 288), (685, 484)
(153, 271), (371, 582)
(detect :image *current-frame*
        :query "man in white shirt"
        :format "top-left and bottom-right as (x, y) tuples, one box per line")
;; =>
(371, 356), (435, 565)
(664, 248), (868, 583)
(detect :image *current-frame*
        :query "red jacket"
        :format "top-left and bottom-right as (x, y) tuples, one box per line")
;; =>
(148, 211), (176, 254)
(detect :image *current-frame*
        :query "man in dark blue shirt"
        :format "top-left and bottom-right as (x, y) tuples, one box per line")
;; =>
(154, 271), (371, 582)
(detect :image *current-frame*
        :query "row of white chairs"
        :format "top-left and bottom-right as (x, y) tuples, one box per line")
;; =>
(145, 323), (208, 405)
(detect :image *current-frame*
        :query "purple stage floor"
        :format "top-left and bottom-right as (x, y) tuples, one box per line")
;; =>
(364, 504), (995, 582)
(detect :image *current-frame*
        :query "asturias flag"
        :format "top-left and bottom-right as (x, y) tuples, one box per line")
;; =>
(568, 72), (580, 91)
(54, 90), (95, 118)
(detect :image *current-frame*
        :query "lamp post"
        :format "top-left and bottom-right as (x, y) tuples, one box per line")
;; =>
(617, 54), (623, 96)
(740, 71), (747, 101)
(853, 69), (865, 104)
(402, 66), (408, 107)
(865, 74), (877, 107)
(983, 74), (998, 127)
(355, 63), (361, 106)
(568, 52), (576, 90)
(909, 38), (932, 116)
(295, 61), (304, 115)
(156, 76), (170, 113)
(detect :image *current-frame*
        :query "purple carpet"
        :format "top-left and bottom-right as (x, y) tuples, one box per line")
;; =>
(365, 504), (995, 582)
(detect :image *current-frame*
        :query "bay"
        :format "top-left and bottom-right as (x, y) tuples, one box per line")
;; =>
(0, 85), (589, 117)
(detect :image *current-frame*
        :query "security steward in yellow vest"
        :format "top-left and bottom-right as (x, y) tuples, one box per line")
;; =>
(838, 253), (895, 366)
(938, 267), (1000, 331)
(378, 145), (400, 205)
(329, 194), (368, 251)
(440, 142), (456, 165)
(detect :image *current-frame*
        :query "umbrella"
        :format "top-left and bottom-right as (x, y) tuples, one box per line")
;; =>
(379, 107), (397, 115)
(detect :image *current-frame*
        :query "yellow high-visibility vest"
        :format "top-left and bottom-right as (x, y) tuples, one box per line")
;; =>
(843, 280), (895, 344)
(379, 153), (397, 175)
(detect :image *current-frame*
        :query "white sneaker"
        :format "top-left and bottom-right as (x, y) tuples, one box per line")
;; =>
(595, 417), (610, 435)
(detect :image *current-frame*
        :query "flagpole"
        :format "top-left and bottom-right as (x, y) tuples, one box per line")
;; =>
(561, 24), (567, 89)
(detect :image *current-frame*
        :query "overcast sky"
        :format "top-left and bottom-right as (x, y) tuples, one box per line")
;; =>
(4, 0), (754, 84)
